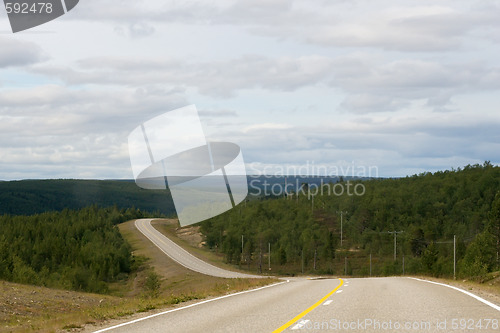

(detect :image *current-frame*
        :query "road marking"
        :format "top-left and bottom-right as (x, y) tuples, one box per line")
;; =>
(135, 219), (261, 279)
(409, 277), (500, 312)
(291, 319), (310, 330)
(93, 280), (288, 332)
(323, 300), (333, 305)
(336, 290), (343, 293)
(272, 278), (343, 333)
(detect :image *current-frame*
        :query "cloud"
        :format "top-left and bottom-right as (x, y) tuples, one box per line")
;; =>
(1, 0), (500, 180)
(0, 37), (46, 68)
(0, 84), (189, 179)
(232, 1), (500, 52)
(209, 112), (500, 177)
(198, 109), (238, 117)
(329, 57), (500, 113)
(30, 53), (500, 114)
(114, 22), (156, 39)
(19, 0), (500, 116)
(303, 5), (470, 51)
(242, 122), (293, 133)
(32, 55), (333, 97)
(66, 1), (500, 51)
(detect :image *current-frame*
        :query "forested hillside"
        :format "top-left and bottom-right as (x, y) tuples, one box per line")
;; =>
(0, 206), (142, 293)
(0, 179), (175, 216)
(201, 163), (500, 279)
(0, 177), (355, 216)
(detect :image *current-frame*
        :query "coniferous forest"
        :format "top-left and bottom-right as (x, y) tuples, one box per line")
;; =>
(0, 179), (175, 216)
(0, 163), (499, 295)
(201, 163), (500, 279)
(0, 206), (143, 293)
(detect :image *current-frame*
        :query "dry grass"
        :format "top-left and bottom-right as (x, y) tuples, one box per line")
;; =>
(0, 219), (278, 333)
(0, 280), (123, 333)
(151, 219), (268, 275)
(3, 216), (500, 332)
(412, 273), (500, 307)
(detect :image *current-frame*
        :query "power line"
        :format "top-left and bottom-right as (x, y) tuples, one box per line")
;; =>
(388, 231), (403, 261)
(336, 211), (348, 247)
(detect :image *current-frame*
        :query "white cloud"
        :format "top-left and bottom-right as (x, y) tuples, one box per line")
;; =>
(1, 0), (500, 179)
(0, 84), (188, 179)
(31, 55), (333, 97)
(242, 122), (293, 133)
(0, 37), (46, 68)
(54, 0), (499, 52)
(30, 53), (500, 114)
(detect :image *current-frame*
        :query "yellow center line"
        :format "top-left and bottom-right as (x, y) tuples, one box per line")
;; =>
(272, 278), (344, 333)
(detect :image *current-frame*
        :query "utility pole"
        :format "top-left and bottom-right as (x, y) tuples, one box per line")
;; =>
(337, 211), (348, 247)
(388, 231), (403, 261)
(453, 235), (456, 280)
(241, 235), (244, 263)
(344, 257), (347, 275)
(268, 242), (271, 271)
(435, 236), (457, 279)
(369, 253), (372, 277)
(301, 250), (304, 274)
(259, 242), (262, 273)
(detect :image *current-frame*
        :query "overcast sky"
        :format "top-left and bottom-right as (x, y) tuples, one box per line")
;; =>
(1, 0), (499, 180)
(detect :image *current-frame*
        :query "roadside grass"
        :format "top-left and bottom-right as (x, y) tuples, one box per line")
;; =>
(0, 219), (277, 333)
(412, 271), (500, 307)
(151, 219), (500, 307)
(151, 219), (269, 275)
(0, 280), (122, 333)
(150, 218), (500, 308)
(8, 217), (499, 332)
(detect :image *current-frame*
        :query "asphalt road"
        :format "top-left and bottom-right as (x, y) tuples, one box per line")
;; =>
(95, 276), (500, 332)
(92, 219), (500, 332)
(134, 218), (262, 278)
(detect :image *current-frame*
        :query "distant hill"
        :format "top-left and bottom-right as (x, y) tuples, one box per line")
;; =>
(200, 163), (500, 278)
(0, 179), (175, 216)
(0, 176), (365, 216)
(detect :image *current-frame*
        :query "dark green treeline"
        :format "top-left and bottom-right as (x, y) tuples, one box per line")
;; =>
(0, 206), (142, 293)
(201, 163), (500, 279)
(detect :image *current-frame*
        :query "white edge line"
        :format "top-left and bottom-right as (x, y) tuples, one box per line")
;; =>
(136, 220), (234, 277)
(93, 280), (288, 332)
(136, 219), (215, 275)
(136, 219), (262, 279)
(408, 277), (500, 312)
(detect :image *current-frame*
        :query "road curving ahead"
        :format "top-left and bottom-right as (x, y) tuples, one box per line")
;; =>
(134, 219), (263, 279)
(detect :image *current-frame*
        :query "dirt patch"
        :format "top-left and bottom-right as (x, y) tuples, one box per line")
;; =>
(413, 275), (500, 307)
(176, 225), (205, 248)
(0, 219), (280, 333)
(148, 218), (204, 248)
(0, 280), (121, 333)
